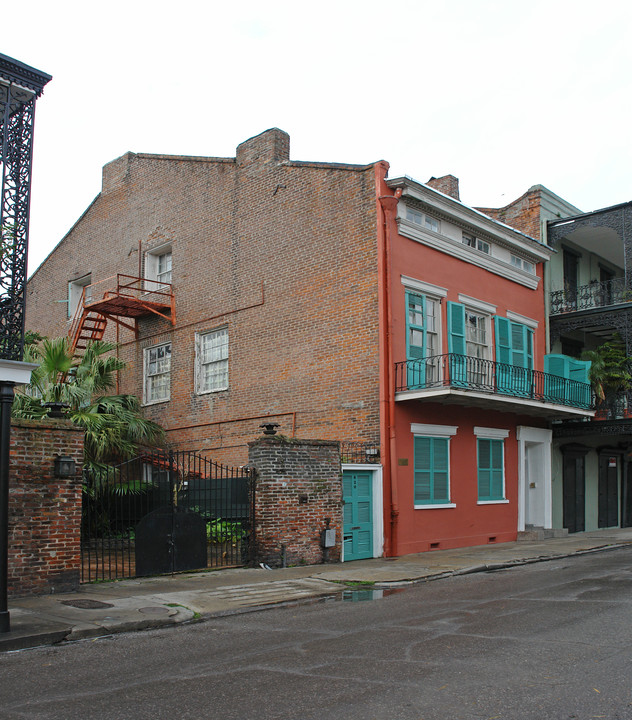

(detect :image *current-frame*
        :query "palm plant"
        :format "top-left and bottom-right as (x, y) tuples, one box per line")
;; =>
(13, 336), (164, 473)
(581, 334), (632, 404)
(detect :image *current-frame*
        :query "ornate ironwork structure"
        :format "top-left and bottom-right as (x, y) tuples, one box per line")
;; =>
(0, 54), (51, 360)
(394, 353), (593, 410)
(550, 277), (631, 316)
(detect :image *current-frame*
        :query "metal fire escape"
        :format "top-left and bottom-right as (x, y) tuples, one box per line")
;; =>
(68, 274), (175, 353)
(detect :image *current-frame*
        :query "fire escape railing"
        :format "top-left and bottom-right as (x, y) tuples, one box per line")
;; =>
(550, 277), (631, 315)
(395, 353), (593, 410)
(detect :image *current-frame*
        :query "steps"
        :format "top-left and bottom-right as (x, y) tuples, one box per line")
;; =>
(70, 310), (108, 354)
(517, 525), (569, 542)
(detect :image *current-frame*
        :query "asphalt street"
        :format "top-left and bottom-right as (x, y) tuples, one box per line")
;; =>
(1, 545), (631, 720)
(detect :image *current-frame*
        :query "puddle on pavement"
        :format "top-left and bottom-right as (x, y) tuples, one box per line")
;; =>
(340, 587), (406, 602)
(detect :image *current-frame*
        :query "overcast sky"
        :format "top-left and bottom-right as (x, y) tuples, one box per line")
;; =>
(8, 0), (632, 274)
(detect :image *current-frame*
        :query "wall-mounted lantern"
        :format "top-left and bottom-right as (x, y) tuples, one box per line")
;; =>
(54, 455), (76, 478)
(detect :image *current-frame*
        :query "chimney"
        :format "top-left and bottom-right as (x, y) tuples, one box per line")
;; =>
(236, 128), (290, 167)
(426, 174), (460, 201)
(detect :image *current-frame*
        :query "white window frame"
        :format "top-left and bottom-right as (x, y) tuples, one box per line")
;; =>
(195, 327), (229, 394)
(143, 342), (171, 405)
(145, 243), (172, 288)
(510, 254), (536, 275)
(411, 423), (458, 509)
(462, 232), (490, 255)
(474, 427), (510, 505)
(68, 274), (92, 319)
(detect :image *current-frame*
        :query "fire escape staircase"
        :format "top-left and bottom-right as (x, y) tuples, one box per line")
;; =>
(68, 274), (175, 355)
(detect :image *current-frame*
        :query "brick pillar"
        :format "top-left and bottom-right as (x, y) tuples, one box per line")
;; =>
(248, 436), (342, 567)
(8, 418), (84, 597)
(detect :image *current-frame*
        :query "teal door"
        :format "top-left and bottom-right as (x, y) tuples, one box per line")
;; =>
(343, 470), (373, 561)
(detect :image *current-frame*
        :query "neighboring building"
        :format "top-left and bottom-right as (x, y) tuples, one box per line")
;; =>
(25, 130), (593, 560)
(483, 188), (632, 533)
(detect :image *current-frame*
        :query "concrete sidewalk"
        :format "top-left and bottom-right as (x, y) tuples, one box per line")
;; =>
(3, 528), (632, 653)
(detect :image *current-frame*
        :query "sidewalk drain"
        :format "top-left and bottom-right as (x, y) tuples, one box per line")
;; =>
(61, 599), (114, 610)
(138, 606), (171, 616)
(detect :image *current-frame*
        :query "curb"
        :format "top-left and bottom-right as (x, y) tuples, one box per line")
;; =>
(2, 542), (630, 653)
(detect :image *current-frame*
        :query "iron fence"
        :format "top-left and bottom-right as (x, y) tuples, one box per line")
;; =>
(81, 450), (254, 582)
(395, 353), (593, 410)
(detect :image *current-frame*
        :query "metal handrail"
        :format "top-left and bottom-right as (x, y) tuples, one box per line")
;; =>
(395, 353), (593, 410)
(550, 277), (630, 315)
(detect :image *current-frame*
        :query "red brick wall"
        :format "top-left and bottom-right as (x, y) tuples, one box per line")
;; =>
(476, 187), (543, 240)
(26, 129), (382, 466)
(8, 418), (84, 597)
(249, 436), (342, 566)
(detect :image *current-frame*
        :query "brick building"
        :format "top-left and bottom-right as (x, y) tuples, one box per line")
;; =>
(26, 129), (593, 559)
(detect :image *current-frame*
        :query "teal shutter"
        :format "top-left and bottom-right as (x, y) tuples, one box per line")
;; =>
(544, 354), (591, 406)
(447, 302), (467, 387)
(478, 438), (504, 501)
(414, 436), (432, 503)
(494, 316), (512, 393)
(544, 353), (567, 402)
(495, 318), (532, 396)
(414, 436), (450, 504)
(406, 291), (426, 389)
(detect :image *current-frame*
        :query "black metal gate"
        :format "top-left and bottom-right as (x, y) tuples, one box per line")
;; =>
(81, 451), (254, 582)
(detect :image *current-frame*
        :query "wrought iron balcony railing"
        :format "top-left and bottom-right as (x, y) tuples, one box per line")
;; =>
(592, 391), (632, 421)
(395, 353), (593, 410)
(550, 277), (630, 315)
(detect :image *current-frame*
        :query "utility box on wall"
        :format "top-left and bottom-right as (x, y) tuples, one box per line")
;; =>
(248, 436), (342, 567)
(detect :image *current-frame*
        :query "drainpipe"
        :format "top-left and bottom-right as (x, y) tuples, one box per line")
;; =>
(375, 162), (401, 556)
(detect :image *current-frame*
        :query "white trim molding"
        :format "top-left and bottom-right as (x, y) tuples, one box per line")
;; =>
(473, 426), (510, 439)
(506, 310), (539, 329)
(411, 423), (458, 437)
(414, 503), (457, 510)
(401, 275), (448, 298)
(457, 294), (497, 315)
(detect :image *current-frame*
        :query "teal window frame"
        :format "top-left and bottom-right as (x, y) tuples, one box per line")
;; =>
(477, 438), (505, 501)
(414, 435), (451, 505)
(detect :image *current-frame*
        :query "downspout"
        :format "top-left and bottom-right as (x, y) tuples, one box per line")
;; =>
(375, 161), (401, 556)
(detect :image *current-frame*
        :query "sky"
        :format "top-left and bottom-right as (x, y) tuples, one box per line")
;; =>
(6, 0), (632, 274)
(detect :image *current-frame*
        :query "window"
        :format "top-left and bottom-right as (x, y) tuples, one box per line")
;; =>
(447, 301), (490, 387)
(144, 343), (171, 404)
(157, 252), (172, 285)
(425, 215), (440, 233)
(510, 255), (535, 274)
(477, 439), (505, 501)
(406, 290), (441, 387)
(405, 207), (440, 233)
(474, 428), (509, 502)
(145, 244), (172, 288)
(412, 424), (457, 507)
(196, 328), (228, 393)
(68, 274), (92, 319)
(406, 208), (423, 225)
(462, 233), (490, 254)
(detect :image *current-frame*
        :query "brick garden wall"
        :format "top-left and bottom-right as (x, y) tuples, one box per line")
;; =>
(8, 418), (84, 597)
(249, 436), (342, 567)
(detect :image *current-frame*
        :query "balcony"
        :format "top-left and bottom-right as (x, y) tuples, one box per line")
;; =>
(550, 277), (630, 316)
(395, 353), (593, 418)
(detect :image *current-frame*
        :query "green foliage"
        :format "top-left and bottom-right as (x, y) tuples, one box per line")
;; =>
(581, 334), (632, 402)
(206, 518), (246, 543)
(13, 336), (164, 471)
